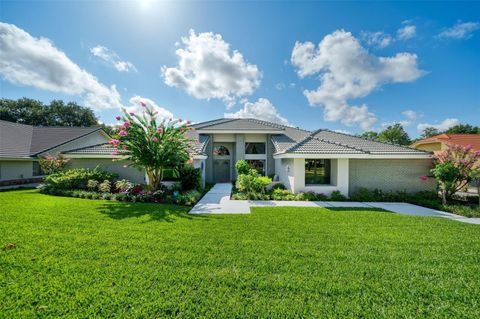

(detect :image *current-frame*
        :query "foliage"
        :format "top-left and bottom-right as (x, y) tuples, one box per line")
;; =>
(431, 144), (480, 204)
(38, 154), (70, 175)
(178, 165), (201, 191)
(4, 190), (480, 318)
(235, 160), (250, 176)
(470, 169), (480, 207)
(115, 179), (134, 192)
(236, 169), (272, 194)
(329, 190), (347, 201)
(0, 98), (98, 127)
(98, 180), (112, 193)
(445, 124), (480, 134)
(358, 131), (379, 140)
(112, 104), (192, 189)
(377, 123), (411, 145)
(87, 179), (99, 191)
(177, 190), (202, 205)
(420, 127), (440, 139)
(42, 167), (118, 191)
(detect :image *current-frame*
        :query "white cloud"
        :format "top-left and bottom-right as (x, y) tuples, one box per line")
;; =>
(291, 30), (424, 130)
(397, 25), (416, 40)
(125, 96), (173, 120)
(275, 82), (286, 90)
(0, 22), (121, 110)
(90, 45), (137, 72)
(438, 21), (480, 39)
(401, 110), (419, 121)
(360, 31), (393, 48)
(417, 118), (460, 132)
(161, 29), (261, 107)
(224, 98), (289, 125)
(381, 120), (410, 128)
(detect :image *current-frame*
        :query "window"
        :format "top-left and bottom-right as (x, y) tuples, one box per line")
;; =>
(32, 162), (44, 176)
(213, 145), (230, 156)
(245, 142), (266, 154)
(246, 160), (265, 176)
(305, 159), (331, 185)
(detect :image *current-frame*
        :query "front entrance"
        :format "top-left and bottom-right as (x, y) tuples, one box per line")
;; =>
(213, 143), (232, 182)
(214, 159), (230, 182)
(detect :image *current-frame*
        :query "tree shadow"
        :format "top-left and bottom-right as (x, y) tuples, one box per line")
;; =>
(97, 201), (209, 223)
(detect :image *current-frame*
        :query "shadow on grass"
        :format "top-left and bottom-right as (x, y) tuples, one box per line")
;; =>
(324, 207), (389, 213)
(97, 201), (208, 223)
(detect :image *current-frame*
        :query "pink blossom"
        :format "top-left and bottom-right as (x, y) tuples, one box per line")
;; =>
(419, 175), (428, 182)
(122, 145), (128, 150)
(112, 150), (120, 155)
(156, 128), (163, 134)
(140, 101), (147, 107)
(119, 130), (128, 137)
(178, 118), (182, 122)
(109, 139), (120, 146)
(115, 116), (121, 121)
(123, 122), (131, 129)
(152, 137), (159, 142)
(129, 112), (135, 116)
(186, 120), (191, 124)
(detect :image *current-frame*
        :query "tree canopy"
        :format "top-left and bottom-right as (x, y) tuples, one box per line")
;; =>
(0, 98), (98, 127)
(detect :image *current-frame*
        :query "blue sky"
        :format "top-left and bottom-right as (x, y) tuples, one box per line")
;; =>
(1, 1), (479, 136)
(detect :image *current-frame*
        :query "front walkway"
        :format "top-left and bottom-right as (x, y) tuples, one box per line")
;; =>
(190, 183), (480, 224)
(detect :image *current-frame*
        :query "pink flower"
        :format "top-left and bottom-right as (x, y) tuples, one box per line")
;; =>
(157, 128), (163, 134)
(152, 137), (158, 142)
(122, 145), (128, 150)
(115, 116), (121, 121)
(112, 150), (120, 155)
(123, 122), (131, 129)
(119, 130), (127, 137)
(109, 139), (120, 146)
(186, 120), (191, 124)
(178, 118), (182, 122)
(419, 175), (428, 182)
(140, 101), (146, 107)
(129, 112), (135, 116)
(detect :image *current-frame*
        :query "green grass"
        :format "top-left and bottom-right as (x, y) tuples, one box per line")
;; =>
(1, 190), (480, 318)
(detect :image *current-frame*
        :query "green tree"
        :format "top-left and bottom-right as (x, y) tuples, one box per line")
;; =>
(0, 98), (98, 127)
(421, 127), (440, 139)
(359, 131), (379, 140)
(378, 123), (411, 145)
(445, 124), (480, 134)
(111, 106), (192, 190)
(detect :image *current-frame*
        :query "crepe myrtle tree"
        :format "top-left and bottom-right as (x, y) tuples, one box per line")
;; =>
(110, 102), (193, 190)
(431, 144), (480, 204)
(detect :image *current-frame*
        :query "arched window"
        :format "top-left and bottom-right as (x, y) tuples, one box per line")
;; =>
(213, 145), (230, 156)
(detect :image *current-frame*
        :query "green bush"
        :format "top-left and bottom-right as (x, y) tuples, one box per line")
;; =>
(43, 167), (118, 191)
(235, 160), (250, 176)
(330, 191), (347, 201)
(98, 180), (111, 193)
(442, 205), (480, 218)
(178, 165), (201, 191)
(237, 170), (272, 194)
(87, 179), (99, 191)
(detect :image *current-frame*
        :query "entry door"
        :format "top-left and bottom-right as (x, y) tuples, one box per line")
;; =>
(214, 159), (230, 182)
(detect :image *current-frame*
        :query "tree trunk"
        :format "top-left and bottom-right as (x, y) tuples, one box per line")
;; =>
(442, 187), (447, 205)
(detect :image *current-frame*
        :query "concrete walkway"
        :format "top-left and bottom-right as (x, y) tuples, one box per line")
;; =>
(190, 183), (480, 224)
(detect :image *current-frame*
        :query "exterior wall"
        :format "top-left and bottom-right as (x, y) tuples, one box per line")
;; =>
(348, 158), (435, 195)
(192, 158), (206, 189)
(234, 134), (245, 180)
(414, 142), (442, 152)
(266, 135), (275, 176)
(39, 131), (109, 156)
(275, 158), (294, 190)
(205, 134), (214, 183)
(67, 158), (146, 184)
(0, 160), (34, 181)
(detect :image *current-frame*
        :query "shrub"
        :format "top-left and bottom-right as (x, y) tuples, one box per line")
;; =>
(231, 193), (249, 200)
(235, 160), (250, 176)
(178, 190), (202, 205)
(115, 179), (133, 192)
(178, 165), (201, 191)
(38, 154), (70, 175)
(237, 170), (272, 194)
(350, 187), (377, 202)
(98, 180), (111, 193)
(87, 179), (99, 191)
(329, 191), (347, 201)
(442, 205), (480, 218)
(43, 167), (117, 191)
(271, 189), (295, 201)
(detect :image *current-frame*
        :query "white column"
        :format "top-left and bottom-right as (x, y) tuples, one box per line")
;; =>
(337, 158), (349, 196)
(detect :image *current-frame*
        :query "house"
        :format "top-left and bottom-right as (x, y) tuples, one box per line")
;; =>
(0, 120), (145, 184)
(411, 133), (480, 154)
(186, 118), (434, 195)
(1, 118), (434, 196)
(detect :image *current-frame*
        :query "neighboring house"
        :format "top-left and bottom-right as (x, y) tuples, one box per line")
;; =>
(0, 120), (145, 184)
(411, 134), (480, 154)
(1, 118), (434, 196)
(187, 118), (434, 196)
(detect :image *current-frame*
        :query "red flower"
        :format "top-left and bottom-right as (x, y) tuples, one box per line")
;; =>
(123, 122), (131, 129)
(119, 130), (128, 137)
(152, 137), (159, 142)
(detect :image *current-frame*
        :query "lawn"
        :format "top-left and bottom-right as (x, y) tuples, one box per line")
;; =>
(1, 190), (480, 318)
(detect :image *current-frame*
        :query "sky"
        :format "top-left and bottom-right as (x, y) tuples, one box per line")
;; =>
(0, 0), (479, 137)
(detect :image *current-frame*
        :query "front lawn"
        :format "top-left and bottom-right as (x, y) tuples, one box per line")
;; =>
(1, 190), (480, 318)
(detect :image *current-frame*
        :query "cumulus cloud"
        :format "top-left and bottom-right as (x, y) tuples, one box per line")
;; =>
(90, 45), (137, 72)
(224, 98), (289, 125)
(0, 22), (121, 110)
(401, 110), (420, 121)
(162, 30), (261, 107)
(397, 25), (416, 40)
(360, 31), (393, 48)
(125, 96), (173, 120)
(438, 21), (480, 39)
(417, 118), (460, 132)
(291, 30), (424, 130)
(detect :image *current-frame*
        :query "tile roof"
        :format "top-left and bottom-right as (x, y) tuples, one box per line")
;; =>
(191, 118), (287, 132)
(412, 134), (480, 152)
(0, 120), (101, 158)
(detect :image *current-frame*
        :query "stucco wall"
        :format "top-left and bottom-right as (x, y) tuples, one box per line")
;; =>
(0, 160), (34, 181)
(67, 159), (145, 184)
(348, 158), (435, 195)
